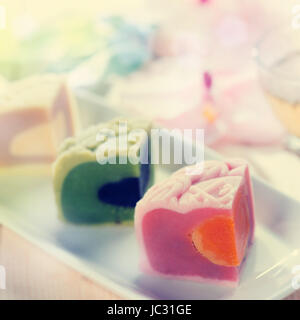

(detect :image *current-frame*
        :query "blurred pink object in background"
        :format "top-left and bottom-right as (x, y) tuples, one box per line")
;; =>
(157, 71), (225, 146)
(214, 75), (285, 146)
(108, 0), (287, 147)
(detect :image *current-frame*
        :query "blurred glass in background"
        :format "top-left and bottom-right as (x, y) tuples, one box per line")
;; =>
(255, 26), (300, 155)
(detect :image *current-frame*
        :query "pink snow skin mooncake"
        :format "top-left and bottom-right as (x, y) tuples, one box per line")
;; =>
(135, 159), (255, 286)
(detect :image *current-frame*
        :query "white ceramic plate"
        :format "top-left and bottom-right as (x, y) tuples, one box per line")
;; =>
(0, 91), (300, 300)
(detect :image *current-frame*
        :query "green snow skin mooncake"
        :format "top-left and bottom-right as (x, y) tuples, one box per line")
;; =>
(53, 118), (153, 224)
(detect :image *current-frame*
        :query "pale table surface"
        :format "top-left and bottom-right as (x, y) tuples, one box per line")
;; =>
(0, 226), (122, 300)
